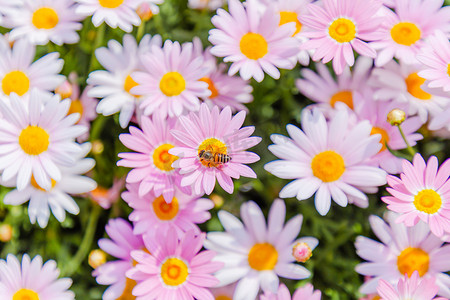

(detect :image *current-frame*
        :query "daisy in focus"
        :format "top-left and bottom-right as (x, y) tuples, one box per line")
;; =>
(265, 109), (387, 215)
(208, 0), (300, 82)
(260, 283), (322, 300)
(355, 212), (450, 298)
(299, 0), (382, 74)
(382, 154), (450, 237)
(0, 254), (74, 299)
(205, 199), (318, 300)
(169, 104), (261, 195)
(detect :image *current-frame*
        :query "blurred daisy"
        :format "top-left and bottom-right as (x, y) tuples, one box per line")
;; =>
(205, 199), (318, 300)
(355, 212), (450, 298)
(300, 0), (382, 74)
(260, 283), (322, 300)
(67, 82), (97, 142)
(0, 91), (86, 191)
(169, 104), (261, 195)
(88, 34), (161, 128)
(89, 177), (125, 209)
(122, 183), (214, 236)
(188, 0), (224, 11)
(210, 283), (236, 299)
(2, 143), (96, 228)
(209, 0), (299, 82)
(94, 218), (145, 300)
(382, 154), (450, 237)
(0, 254), (74, 299)
(127, 228), (223, 299)
(2, 0), (83, 46)
(265, 109), (387, 215)
(131, 40), (210, 118)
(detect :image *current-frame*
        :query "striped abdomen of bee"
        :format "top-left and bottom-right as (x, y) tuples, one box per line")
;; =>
(198, 150), (231, 167)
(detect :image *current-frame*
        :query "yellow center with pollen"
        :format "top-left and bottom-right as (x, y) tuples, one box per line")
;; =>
(67, 99), (83, 123)
(215, 296), (232, 300)
(159, 72), (186, 97)
(2, 71), (30, 96)
(124, 74), (139, 96)
(32, 7), (59, 29)
(152, 196), (179, 220)
(152, 143), (177, 172)
(328, 18), (356, 43)
(279, 11), (302, 36)
(31, 175), (56, 191)
(19, 126), (50, 156)
(160, 258), (189, 286)
(311, 151), (345, 182)
(98, 0), (124, 8)
(397, 247), (429, 277)
(371, 127), (390, 152)
(248, 243), (278, 271)
(447, 64), (450, 78)
(117, 277), (137, 300)
(13, 289), (39, 300)
(330, 90), (353, 109)
(414, 189), (442, 214)
(199, 77), (219, 99)
(391, 22), (421, 46)
(405, 72), (432, 100)
(198, 138), (228, 167)
(239, 33), (268, 60)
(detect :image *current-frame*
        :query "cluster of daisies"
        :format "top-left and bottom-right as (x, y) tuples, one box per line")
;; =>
(0, 0), (448, 299)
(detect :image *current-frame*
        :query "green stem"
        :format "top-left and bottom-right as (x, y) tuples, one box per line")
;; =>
(397, 124), (416, 157)
(88, 24), (106, 73)
(136, 20), (146, 42)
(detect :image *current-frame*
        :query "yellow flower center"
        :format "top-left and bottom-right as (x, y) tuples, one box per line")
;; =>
(328, 18), (356, 43)
(413, 189), (442, 214)
(199, 77), (219, 99)
(405, 72), (432, 100)
(152, 143), (178, 172)
(152, 196), (179, 221)
(370, 127), (390, 152)
(279, 11), (302, 36)
(98, 0), (124, 9)
(248, 243), (278, 271)
(31, 175), (56, 191)
(239, 33), (268, 60)
(373, 297), (381, 300)
(117, 277), (137, 300)
(198, 138), (228, 168)
(447, 64), (450, 78)
(2, 71), (30, 96)
(32, 7), (59, 29)
(160, 258), (189, 286)
(391, 22), (421, 46)
(19, 126), (50, 156)
(13, 289), (39, 300)
(329, 90), (353, 109)
(215, 296), (232, 300)
(159, 72), (186, 97)
(311, 151), (345, 182)
(397, 247), (429, 277)
(124, 74), (139, 96)
(67, 99), (84, 124)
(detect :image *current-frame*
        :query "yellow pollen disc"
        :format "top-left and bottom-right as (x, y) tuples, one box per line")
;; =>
(198, 138), (227, 168)
(390, 22), (421, 46)
(370, 127), (390, 152)
(373, 297), (381, 300)
(67, 99), (83, 124)
(13, 289), (39, 300)
(32, 7), (59, 29)
(31, 175), (56, 191)
(413, 189), (442, 214)
(159, 72), (186, 97)
(279, 11), (302, 36)
(405, 72), (432, 100)
(397, 247), (429, 277)
(152, 143), (178, 172)
(2, 71), (30, 96)
(199, 77), (219, 99)
(447, 64), (450, 78)
(311, 151), (345, 182)
(328, 18), (356, 43)
(91, 186), (109, 198)
(248, 243), (278, 271)
(19, 126), (50, 156)
(152, 196), (179, 220)
(117, 277), (137, 300)
(215, 296), (232, 300)
(160, 257), (189, 286)
(239, 33), (268, 60)
(329, 90), (353, 109)
(124, 75), (139, 96)
(98, 0), (124, 9)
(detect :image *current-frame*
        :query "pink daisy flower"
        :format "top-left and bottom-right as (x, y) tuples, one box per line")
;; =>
(122, 183), (214, 236)
(208, 0), (300, 82)
(299, 0), (382, 74)
(118, 113), (188, 201)
(382, 154), (450, 237)
(169, 104), (261, 195)
(0, 254), (74, 299)
(93, 218), (145, 300)
(127, 227), (223, 300)
(260, 283), (322, 300)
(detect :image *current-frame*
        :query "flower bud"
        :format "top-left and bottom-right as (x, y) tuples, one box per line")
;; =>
(210, 194), (224, 208)
(292, 242), (312, 263)
(55, 80), (73, 100)
(88, 249), (107, 269)
(136, 3), (153, 21)
(91, 140), (104, 155)
(387, 109), (406, 126)
(0, 224), (13, 242)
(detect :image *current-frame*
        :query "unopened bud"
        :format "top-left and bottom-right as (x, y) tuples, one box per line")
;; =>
(210, 194), (224, 208)
(387, 109), (406, 126)
(91, 140), (104, 155)
(292, 242), (312, 263)
(136, 3), (153, 21)
(88, 249), (107, 269)
(0, 224), (13, 242)
(55, 80), (73, 100)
